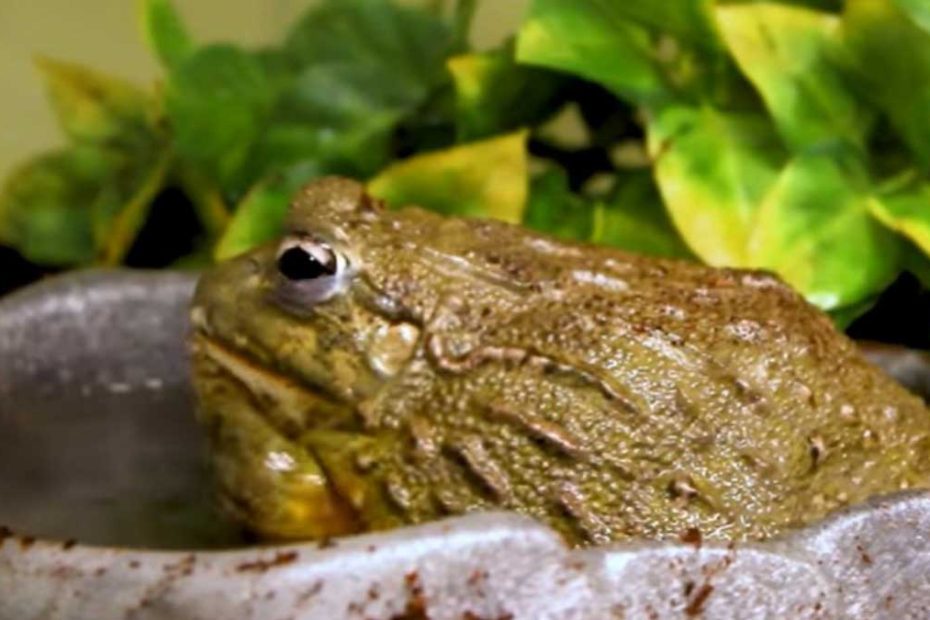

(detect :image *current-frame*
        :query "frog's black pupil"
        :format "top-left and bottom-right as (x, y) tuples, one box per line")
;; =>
(277, 246), (334, 281)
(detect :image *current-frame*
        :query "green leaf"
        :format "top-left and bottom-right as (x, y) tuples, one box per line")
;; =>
(841, 0), (930, 169)
(647, 104), (785, 266)
(869, 182), (930, 257)
(592, 171), (694, 259)
(141, 0), (194, 70)
(262, 0), (460, 178)
(606, 0), (720, 48)
(215, 171), (318, 261)
(748, 153), (900, 309)
(165, 44), (273, 194)
(0, 148), (113, 265)
(717, 3), (872, 152)
(892, 0), (930, 34)
(516, 0), (668, 104)
(368, 131), (528, 222)
(283, 0), (457, 97)
(36, 57), (154, 147)
(448, 46), (566, 141)
(522, 169), (594, 241)
(272, 63), (409, 176)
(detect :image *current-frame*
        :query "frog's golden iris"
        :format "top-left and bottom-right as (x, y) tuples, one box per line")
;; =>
(190, 177), (930, 546)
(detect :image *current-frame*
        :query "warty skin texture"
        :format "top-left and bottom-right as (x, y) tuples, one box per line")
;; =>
(191, 177), (930, 546)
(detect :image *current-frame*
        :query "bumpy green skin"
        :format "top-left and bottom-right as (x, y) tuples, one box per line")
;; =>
(191, 177), (930, 546)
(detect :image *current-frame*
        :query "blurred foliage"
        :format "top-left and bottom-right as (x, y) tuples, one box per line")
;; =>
(6, 0), (930, 324)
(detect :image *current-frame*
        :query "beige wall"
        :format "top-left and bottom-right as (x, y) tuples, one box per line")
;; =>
(0, 0), (528, 179)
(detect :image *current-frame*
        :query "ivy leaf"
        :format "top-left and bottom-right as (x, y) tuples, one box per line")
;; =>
(35, 57), (154, 147)
(271, 63), (410, 177)
(892, 0), (930, 35)
(869, 181), (930, 258)
(368, 131), (528, 222)
(606, 0), (720, 48)
(522, 169), (594, 241)
(214, 170), (320, 261)
(141, 0), (194, 70)
(593, 171), (694, 259)
(252, 0), (461, 179)
(448, 44), (567, 141)
(647, 104), (785, 266)
(841, 0), (930, 170)
(283, 0), (459, 85)
(717, 3), (872, 152)
(165, 44), (273, 195)
(748, 153), (900, 309)
(0, 147), (113, 265)
(516, 0), (668, 105)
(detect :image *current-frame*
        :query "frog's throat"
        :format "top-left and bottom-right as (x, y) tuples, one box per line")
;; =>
(192, 334), (360, 539)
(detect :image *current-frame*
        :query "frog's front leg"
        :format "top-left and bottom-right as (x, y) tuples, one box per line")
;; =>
(193, 355), (359, 540)
(298, 429), (410, 533)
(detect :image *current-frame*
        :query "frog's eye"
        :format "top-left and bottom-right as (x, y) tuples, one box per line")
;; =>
(274, 236), (351, 306)
(277, 239), (337, 281)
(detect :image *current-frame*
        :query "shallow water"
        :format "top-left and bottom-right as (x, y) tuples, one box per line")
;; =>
(0, 271), (243, 549)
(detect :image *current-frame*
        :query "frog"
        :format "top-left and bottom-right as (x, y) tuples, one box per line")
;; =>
(190, 176), (930, 546)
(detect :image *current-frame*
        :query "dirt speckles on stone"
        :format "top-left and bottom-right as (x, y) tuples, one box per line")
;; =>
(235, 550), (299, 573)
(679, 527), (702, 548)
(684, 583), (714, 616)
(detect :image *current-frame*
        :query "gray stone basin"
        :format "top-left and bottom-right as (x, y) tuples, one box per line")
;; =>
(2, 270), (930, 619)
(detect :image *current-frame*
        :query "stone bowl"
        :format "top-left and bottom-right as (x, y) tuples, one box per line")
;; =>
(2, 270), (930, 619)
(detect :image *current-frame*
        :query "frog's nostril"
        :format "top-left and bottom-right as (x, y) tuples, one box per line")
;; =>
(278, 246), (336, 281)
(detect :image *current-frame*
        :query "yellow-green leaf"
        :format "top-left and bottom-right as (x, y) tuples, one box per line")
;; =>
(448, 47), (565, 141)
(0, 147), (113, 265)
(97, 148), (173, 265)
(36, 57), (153, 146)
(893, 0), (930, 34)
(368, 131), (528, 223)
(647, 104), (785, 266)
(717, 3), (871, 151)
(176, 166), (230, 236)
(869, 182), (930, 256)
(748, 153), (899, 309)
(214, 178), (297, 262)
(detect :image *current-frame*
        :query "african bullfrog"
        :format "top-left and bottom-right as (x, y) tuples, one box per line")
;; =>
(190, 177), (930, 546)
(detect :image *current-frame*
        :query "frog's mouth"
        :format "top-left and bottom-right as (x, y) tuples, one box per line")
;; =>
(190, 333), (361, 540)
(192, 332), (354, 427)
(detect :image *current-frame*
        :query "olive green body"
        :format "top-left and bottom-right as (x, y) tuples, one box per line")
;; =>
(191, 177), (930, 546)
